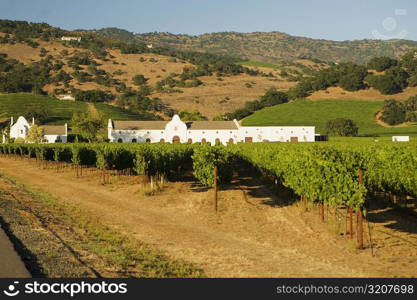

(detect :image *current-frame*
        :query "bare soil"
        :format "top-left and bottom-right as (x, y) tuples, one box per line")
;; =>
(0, 157), (417, 277)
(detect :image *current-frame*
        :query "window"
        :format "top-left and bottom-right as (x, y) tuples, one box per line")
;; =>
(146, 138), (151, 143)
(117, 138), (123, 143)
(216, 131), (219, 134)
(132, 139), (137, 143)
(147, 131), (150, 134)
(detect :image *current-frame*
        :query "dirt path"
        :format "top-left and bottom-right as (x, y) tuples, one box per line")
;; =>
(375, 110), (412, 128)
(0, 157), (416, 277)
(86, 102), (100, 119)
(0, 224), (31, 278)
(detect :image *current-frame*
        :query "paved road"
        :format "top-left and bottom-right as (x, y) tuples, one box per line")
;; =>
(0, 224), (31, 278)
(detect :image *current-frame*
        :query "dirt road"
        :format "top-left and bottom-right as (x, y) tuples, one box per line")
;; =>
(0, 157), (416, 277)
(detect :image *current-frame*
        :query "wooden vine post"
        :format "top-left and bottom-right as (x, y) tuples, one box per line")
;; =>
(357, 169), (364, 249)
(349, 207), (353, 239)
(213, 165), (218, 212)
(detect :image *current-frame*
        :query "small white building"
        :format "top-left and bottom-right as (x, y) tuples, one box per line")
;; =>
(61, 36), (81, 42)
(56, 94), (75, 101)
(392, 136), (410, 142)
(6, 116), (68, 143)
(108, 115), (315, 144)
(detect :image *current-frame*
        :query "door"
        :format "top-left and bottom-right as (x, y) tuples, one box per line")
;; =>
(245, 137), (253, 143)
(290, 137), (298, 142)
(172, 136), (180, 143)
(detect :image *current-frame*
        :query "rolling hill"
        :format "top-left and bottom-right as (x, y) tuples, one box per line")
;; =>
(95, 28), (417, 64)
(0, 22), (304, 119)
(242, 99), (417, 136)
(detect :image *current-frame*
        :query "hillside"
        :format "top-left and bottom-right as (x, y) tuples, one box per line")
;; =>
(242, 99), (417, 136)
(0, 20), (306, 120)
(2, 20), (417, 123)
(0, 93), (147, 125)
(0, 39), (299, 119)
(95, 29), (417, 64)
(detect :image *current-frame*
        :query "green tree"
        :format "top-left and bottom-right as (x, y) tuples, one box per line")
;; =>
(179, 110), (208, 121)
(132, 74), (148, 86)
(380, 99), (406, 125)
(71, 112), (102, 142)
(324, 118), (358, 136)
(259, 88), (288, 106)
(26, 124), (44, 143)
(367, 56), (398, 72)
(366, 67), (408, 95)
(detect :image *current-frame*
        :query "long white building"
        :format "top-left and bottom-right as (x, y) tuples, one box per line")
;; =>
(5, 116), (68, 143)
(108, 115), (315, 144)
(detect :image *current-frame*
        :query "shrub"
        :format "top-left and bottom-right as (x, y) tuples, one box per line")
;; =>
(367, 56), (398, 72)
(380, 99), (406, 125)
(366, 66), (408, 95)
(324, 118), (358, 136)
(132, 74), (148, 86)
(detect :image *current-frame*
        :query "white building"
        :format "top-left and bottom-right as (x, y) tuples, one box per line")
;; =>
(5, 116), (68, 143)
(56, 94), (75, 101)
(392, 136), (409, 142)
(108, 115), (315, 144)
(61, 36), (81, 42)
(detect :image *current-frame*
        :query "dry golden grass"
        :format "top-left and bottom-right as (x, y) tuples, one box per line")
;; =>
(102, 50), (194, 86)
(154, 74), (296, 119)
(308, 86), (417, 101)
(0, 40), (69, 64)
(10, 39), (414, 120)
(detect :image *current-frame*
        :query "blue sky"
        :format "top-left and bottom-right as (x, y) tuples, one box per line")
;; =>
(1, 0), (417, 41)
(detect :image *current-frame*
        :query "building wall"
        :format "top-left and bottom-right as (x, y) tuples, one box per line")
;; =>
(10, 117), (30, 140)
(109, 130), (165, 143)
(238, 126), (315, 142)
(109, 116), (316, 144)
(8, 117), (67, 144)
(44, 135), (68, 143)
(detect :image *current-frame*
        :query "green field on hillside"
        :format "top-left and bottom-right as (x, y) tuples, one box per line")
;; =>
(237, 61), (281, 70)
(0, 93), (145, 125)
(242, 99), (417, 136)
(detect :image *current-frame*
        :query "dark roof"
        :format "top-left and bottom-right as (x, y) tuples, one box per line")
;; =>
(113, 120), (168, 130)
(41, 125), (66, 135)
(186, 121), (238, 130)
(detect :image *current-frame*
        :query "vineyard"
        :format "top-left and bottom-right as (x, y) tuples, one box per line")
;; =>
(1, 142), (416, 250)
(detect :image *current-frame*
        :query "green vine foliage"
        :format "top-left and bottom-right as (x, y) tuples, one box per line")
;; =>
(1, 142), (417, 209)
(192, 144), (234, 187)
